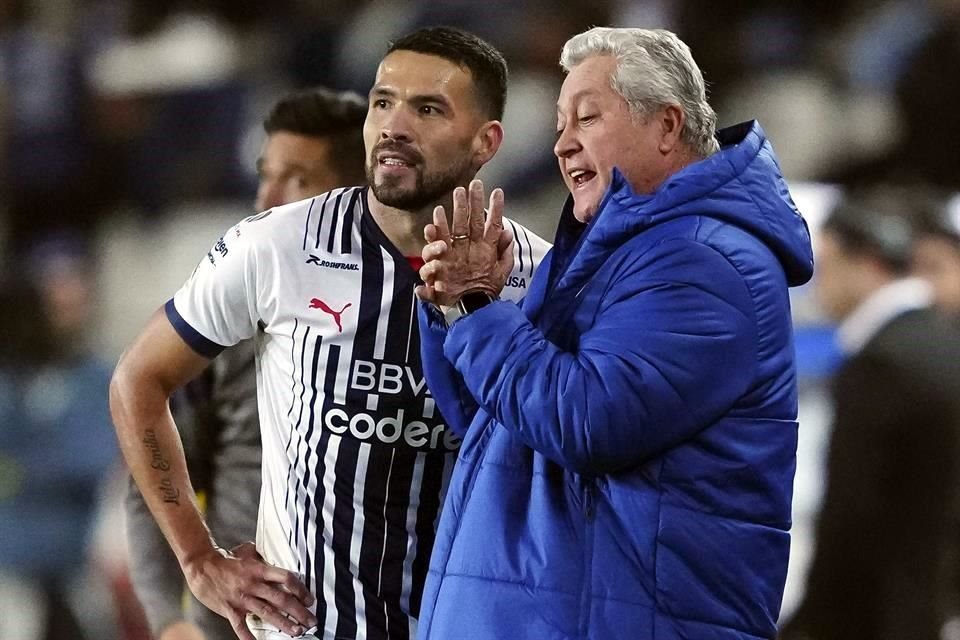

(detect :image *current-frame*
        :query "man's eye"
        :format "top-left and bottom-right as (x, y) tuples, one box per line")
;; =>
(420, 105), (441, 115)
(373, 99), (389, 109)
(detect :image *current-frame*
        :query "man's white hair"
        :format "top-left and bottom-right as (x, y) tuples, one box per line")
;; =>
(560, 27), (719, 157)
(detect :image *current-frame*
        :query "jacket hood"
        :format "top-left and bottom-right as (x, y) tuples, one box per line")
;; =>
(554, 120), (814, 287)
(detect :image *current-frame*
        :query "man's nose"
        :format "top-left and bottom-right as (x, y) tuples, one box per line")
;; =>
(554, 125), (580, 159)
(380, 107), (414, 142)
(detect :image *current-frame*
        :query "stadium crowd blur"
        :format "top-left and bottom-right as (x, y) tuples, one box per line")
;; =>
(2, 0), (960, 638)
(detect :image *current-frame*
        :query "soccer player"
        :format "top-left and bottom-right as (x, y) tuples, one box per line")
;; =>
(124, 87), (368, 640)
(110, 27), (549, 640)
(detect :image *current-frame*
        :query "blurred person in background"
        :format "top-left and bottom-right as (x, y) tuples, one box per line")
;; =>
(124, 87), (368, 640)
(0, 236), (118, 640)
(911, 195), (960, 322)
(0, 0), (103, 255)
(780, 189), (960, 640)
(110, 26), (549, 640)
(84, 0), (252, 215)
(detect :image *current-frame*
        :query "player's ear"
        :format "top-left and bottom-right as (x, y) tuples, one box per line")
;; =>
(472, 120), (503, 169)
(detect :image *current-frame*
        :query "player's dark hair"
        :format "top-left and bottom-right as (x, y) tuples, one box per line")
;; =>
(387, 26), (508, 121)
(263, 87), (367, 185)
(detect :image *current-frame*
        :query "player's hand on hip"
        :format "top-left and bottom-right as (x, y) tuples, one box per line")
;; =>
(183, 542), (317, 640)
(416, 179), (513, 307)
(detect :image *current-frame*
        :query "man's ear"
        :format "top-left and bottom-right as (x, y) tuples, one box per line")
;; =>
(473, 120), (504, 169)
(657, 105), (685, 154)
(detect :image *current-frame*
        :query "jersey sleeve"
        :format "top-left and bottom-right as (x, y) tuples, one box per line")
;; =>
(501, 218), (552, 303)
(168, 218), (261, 358)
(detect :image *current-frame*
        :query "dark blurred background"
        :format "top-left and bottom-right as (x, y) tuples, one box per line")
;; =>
(2, 0), (960, 638)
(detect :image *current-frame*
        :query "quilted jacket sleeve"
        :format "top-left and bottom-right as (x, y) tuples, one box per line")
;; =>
(418, 301), (479, 436)
(442, 238), (760, 474)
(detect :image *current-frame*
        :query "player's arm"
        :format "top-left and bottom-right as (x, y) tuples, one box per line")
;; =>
(110, 310), (316, 639)
(124, 473), (193, 639)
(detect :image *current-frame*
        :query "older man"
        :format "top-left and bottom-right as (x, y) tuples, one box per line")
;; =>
(414, 27), (814, 639)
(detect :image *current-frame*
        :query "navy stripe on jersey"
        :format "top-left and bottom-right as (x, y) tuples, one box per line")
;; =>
(312, 191), (334, 250)
(407, 453), (447, 615)
(326, 191), (346, 254)
(356, 444), (394, 639)
(340, 189), (361, 255)
(165, 299), (225, 358)
(284, 324), (311, 539)
(379, 448), (416, 640)
(301, 198), (318, 251)
(507, 220), (524, 275)
(331, 436), (361, 639)
(285, 319), (302, 420)
(313, 341), (344, 630)
(299, 334), (325, 591)
(517, 222), (535, 277)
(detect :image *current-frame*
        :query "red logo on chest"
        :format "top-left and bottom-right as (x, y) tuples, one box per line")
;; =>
(309, 298), (352, 332)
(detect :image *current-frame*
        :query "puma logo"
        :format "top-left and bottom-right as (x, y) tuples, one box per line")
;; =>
(309, 298), (352, 333)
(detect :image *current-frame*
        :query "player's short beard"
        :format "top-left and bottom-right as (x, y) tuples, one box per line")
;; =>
(368, 155), (473, 212)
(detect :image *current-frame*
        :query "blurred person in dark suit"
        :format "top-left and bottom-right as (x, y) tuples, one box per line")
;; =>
(911, 195), (960, 321)
(780, 189), (960, 640)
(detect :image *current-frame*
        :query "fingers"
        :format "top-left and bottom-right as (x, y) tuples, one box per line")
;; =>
(496, 223), (514, 259)
(422, 240), (447, 263)
(483, 187), (505, 244)
(230, 611), (256, 640)
(260, 565), (314, 607)
(498, 236), (515, 277)
(450, 187), (469, 240)
(424, 222), (440, 244)
(419, 259), (444, 289)
(241, 584), (316, 637)
(432, 205), (451, 244)
(468, 179), (486, 241)
(415, 284), (440, 305)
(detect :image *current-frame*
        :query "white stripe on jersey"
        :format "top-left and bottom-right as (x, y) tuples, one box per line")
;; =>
(320, 435), (342, 639)
(377, 448), (396, 632)
(404, 292), (416, 363)
(332, 335), (352, 405)
(350, 443), (371, 640)
(434, 456), (454, 533)
(374, 246), (394, 360)
(315, 192), (338, 251)
(399, 452), (426, 613)
(302, 349), (322, 588)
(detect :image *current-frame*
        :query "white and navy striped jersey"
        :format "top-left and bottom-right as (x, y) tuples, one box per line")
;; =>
(166, 186), (550, 640)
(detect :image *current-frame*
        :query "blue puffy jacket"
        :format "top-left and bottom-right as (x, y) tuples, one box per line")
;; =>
(416, 121), (814, 640)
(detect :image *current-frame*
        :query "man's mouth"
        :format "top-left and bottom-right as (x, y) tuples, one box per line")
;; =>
(379, 156), (414, 168)
(375, 143), (421, 170)
(569, 169), (596, 188)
